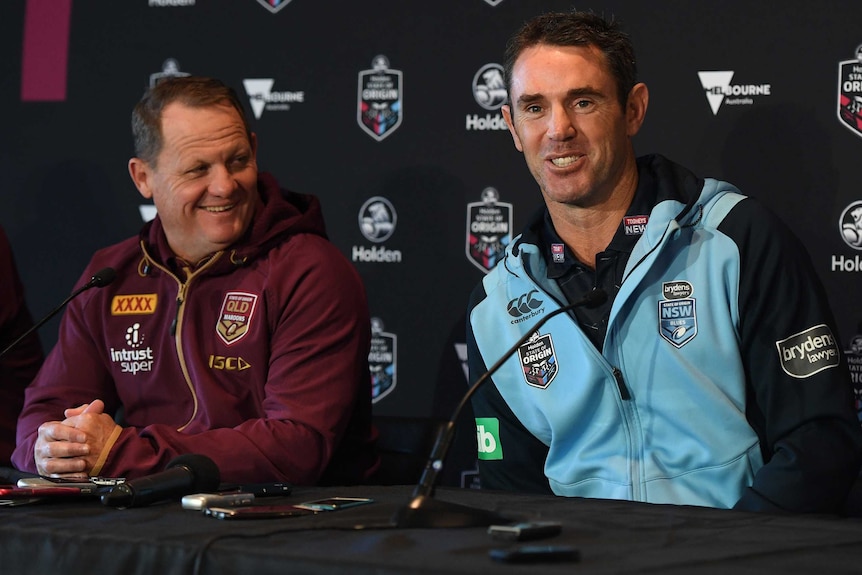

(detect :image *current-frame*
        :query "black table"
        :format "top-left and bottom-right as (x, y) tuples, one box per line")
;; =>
(1, 484), (861, 574)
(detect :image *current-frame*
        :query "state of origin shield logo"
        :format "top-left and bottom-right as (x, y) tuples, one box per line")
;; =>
(358, 55), (403, 141)
(838, 44), (862, 138)
(466, 187), (512, 273)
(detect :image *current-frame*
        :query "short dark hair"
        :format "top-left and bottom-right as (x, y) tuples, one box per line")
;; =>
(131, 76), (252, 165)
(503, 11), (638, 109)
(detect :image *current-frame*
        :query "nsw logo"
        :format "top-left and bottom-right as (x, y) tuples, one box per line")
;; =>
(659, 282), (697, 348)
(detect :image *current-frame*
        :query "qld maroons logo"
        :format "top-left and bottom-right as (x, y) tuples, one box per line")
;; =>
(217, 292), (259, 345)
(518, 331), (558, 389)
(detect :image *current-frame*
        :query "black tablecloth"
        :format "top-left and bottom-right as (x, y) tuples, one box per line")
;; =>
(2, 484), (861, 574)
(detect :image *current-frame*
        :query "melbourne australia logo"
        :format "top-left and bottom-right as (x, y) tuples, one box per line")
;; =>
(369, 317), (397, 403)
(659, 281), (697, 348)
(353, 196), (402, 264)
(467, 63), (508, 131)
(242, 78), (305, 119)
(838, 44), (862, 138)
(216, 292), (259, 345)
(519, 331), (558, 389)
(466, 187), (512, 273)
(697, 71), (771, 115)
(776, 324), (841, 379)
(358, 55), (403, 141)
(255, 0), (293, 13)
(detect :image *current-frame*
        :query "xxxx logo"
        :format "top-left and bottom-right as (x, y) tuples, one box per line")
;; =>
(111, 294), (158, 315)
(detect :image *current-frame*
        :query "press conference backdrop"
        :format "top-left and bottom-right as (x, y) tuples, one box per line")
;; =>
(3, 1), (862, 472)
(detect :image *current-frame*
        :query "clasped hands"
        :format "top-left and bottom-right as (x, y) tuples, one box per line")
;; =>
(34, 399), (119, 478)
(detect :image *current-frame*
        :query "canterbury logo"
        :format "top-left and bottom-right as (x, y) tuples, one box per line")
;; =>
(112, 294), (158, 315)
(507, 290), (543, 318)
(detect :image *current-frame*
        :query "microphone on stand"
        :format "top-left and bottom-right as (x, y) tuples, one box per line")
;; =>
(0, 267), (117, 361)
(391, 288), (608, 528)
(101, 454), (221, 508)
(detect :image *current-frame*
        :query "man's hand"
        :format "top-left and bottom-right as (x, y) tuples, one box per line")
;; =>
(33, 400), (119, 478)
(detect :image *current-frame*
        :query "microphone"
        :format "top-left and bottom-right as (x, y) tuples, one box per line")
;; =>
(0, 266), (117, 360)
(101, 454), (221, 508)
(391, 288), (608, 528)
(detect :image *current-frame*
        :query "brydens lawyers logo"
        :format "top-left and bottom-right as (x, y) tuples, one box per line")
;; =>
(838, 44), (862, 138)
(255, 0), (293, 13)
(358, 56), (403, 141)
(697, 71), (771, 115)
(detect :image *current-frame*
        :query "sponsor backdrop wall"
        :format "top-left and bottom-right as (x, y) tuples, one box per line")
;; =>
(3, 0), (862, 484)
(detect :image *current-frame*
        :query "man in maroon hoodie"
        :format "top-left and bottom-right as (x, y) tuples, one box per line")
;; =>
(13, 76), (378, 484)
(0, 225), (43, 467)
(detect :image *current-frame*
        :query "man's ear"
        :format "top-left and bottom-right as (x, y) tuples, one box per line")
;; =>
(625, 83), (649, 137)
(128, 158), (153, 199)
(501, 105), (524, 152)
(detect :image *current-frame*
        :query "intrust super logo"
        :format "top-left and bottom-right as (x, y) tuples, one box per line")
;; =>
(697, 71), (771, 115)
(776, 324), (841, 378)
(242, 79), (305, 119)
(110, 323), (155, 375)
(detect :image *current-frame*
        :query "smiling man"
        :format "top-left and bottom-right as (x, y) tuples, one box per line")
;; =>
(13, 76), (378, 485)
(467, 11), (862, 513)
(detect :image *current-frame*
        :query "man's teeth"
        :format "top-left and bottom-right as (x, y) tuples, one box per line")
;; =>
(551, 156), (579, 167)
(204, 204), (234, 213)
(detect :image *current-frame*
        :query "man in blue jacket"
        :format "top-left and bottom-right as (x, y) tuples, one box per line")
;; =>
(468, 10), (862, 513)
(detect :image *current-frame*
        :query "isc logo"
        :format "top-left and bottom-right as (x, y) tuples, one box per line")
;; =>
(475, 418), (503, 460)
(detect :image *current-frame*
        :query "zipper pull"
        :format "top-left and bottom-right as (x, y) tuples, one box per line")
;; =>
(612, 367), (631, 400)
(170, 297), (182, 336)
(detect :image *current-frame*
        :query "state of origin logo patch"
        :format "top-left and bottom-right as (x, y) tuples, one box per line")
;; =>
(217, 292), (259, 345)
(518, 331), (558, 389)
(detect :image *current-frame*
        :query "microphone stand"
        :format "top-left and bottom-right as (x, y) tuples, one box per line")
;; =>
(391, 288), (607, 528)
(0, 267), (116, 360)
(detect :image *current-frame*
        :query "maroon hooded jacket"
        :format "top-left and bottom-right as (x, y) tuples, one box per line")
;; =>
(13, 174), (378, 484)
(0, 226), (44, 466)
